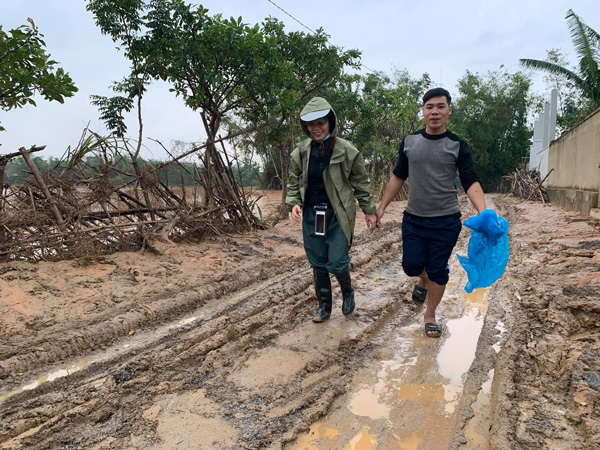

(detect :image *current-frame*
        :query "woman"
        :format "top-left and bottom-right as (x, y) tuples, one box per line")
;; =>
(286, 97), (377, 323)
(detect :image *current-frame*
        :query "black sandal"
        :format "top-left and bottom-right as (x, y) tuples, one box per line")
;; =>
(424, 322), (442, 338)
(412, 285), (428, 305)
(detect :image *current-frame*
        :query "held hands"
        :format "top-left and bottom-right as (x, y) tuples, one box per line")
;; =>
(291, 205), (302, 223)
(365, 213), (377, 231)
(375, 206), (385, 228)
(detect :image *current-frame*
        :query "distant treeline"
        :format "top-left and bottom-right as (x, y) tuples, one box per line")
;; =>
(3, 155), (262, 187)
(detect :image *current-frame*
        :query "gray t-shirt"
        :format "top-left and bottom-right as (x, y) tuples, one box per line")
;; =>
(392, 129), (480, 218)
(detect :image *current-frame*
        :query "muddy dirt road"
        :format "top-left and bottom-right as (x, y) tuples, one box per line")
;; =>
(1, 193), (599, 449)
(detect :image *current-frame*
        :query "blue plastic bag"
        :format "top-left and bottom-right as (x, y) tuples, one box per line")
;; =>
(456, 209), (509, 293)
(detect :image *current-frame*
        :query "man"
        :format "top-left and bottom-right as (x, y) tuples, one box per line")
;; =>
(375, 87), (485, 338)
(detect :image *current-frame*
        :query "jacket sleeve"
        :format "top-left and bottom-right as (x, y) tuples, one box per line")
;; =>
(285, 146), (303, 210)
(348, 152), (376, 215)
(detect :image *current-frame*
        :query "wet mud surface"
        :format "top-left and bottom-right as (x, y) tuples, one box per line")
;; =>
(1, 192), (599, 449)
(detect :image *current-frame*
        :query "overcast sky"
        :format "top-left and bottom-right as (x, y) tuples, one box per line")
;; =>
(1, 0), (597, 159)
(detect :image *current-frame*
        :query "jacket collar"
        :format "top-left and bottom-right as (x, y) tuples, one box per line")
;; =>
(300, 137), (345, 164)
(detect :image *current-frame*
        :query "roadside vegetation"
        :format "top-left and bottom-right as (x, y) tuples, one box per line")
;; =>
(0, 3), (597, 260)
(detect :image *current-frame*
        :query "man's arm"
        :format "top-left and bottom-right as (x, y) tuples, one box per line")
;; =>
(466, 181), (485, 214)
(375, 174), (405, 226)
(456, 138), (485, 214)
(379, 175), (405, 211)
(376, 138), (408, 226)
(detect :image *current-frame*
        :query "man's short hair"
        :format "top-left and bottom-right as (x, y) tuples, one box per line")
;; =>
(423, 88), (451, 105)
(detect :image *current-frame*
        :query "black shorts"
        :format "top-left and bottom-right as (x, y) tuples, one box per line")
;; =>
(401, 213), (462, 285)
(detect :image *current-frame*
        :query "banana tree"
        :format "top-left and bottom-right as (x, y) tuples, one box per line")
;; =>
(520, 10), (600, 111)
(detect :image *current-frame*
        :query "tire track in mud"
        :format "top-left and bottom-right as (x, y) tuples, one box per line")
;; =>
(0, 258), (302, 382)
(0, 229), (392, 384)
(1, 222), (412, 449)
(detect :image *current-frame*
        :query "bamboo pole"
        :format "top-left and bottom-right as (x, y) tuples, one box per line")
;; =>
(18, 146), (64, 225)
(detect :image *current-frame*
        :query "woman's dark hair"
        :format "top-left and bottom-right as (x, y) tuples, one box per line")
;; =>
(322, 110), (336, 153)
(323, 136), (336, 154)
(326, 110), (336, 132)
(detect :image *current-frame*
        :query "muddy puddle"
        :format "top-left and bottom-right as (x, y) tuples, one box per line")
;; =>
(290, 254), (498, 450)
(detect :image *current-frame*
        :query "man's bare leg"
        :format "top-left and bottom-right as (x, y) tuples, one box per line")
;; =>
(417, 271), (428, 290)
(418, 271), (446, 336)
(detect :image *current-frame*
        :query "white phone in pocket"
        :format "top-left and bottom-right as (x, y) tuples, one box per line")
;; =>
(314, 204), (327, 237)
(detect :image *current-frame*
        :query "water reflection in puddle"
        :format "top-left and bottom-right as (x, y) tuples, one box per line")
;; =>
(493, 321), (506, 353)
(344, 427), (376, 450)
(293, 422), (341, 449)
(348, 339), (417, 420)
(395, 428), (425, 450)
(293, 424), (376, 450)
(438, 315), (484, 413)
(348, 388), (389, 419)
(464, 288), (489, 314)
(168, 315), (198, 328)
(437, 288), (487, 413)
(295, 277), (492, 449)
(0, 359), (90, 403)
(22, 360), (88, 390)
(397, 383), (445, 402)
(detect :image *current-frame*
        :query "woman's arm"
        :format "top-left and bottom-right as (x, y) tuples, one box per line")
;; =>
(285, 147), (303, 211)
(348, 152), (376, 215)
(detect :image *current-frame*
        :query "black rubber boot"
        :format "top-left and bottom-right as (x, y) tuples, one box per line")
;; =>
(335, 267), (355, 315)
(312, 269), (332, 323)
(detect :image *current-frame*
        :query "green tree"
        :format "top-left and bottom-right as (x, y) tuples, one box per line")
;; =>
(140, 0), (276, 223)
(349, 70), (429, 185)
(224, 119), (281, 189)
(520, 10), (600, 118)
(144, 2), (267, 141)
(0, 18), (77, 134)
(87, 0), (151, 139)
(451, 70), (533, 191)
(3, 155), (64, 184)
(321, 69), (429, 194)
(87, 0), (158, 218)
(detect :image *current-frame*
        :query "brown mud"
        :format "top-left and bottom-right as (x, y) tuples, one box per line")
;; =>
(0, 192), (599, 449)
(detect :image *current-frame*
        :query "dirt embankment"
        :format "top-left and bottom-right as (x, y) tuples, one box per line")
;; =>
(0, 192), (598, 449)
(487, 197), (600, 449)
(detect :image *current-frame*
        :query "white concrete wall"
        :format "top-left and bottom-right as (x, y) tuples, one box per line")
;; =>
(547, 106), (600, 215)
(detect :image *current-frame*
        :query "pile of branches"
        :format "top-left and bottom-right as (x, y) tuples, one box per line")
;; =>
(0, 136), (263, 262)
(503, 168), (551, 203)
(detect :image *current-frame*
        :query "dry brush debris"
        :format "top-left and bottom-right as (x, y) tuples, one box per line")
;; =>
(0, 135), (264, 262)
(503, 168), (551, 203)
